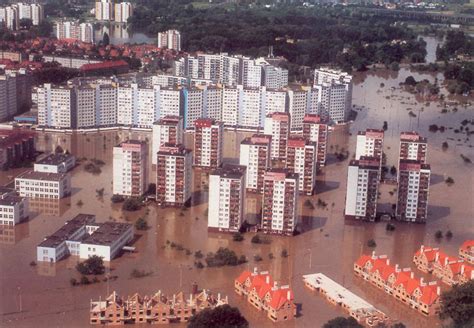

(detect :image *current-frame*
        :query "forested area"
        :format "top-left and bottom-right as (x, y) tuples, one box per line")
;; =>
(128, 2), (427, 71)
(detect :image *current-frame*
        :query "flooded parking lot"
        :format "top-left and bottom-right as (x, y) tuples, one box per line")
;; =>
(1, 66), (473, 327)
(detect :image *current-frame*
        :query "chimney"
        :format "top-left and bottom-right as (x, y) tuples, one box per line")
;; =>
(371, 251), (376, 259)
(471, 270), (474, 280)
(444, 257), (449, 266)
(287, 290), (291, 300)
(273, 281), (278, 290)
(386, 258), (390, 265)
(420, 277), (425, 286)
(192, 282), (198, 295)
(437, 286), (441, 296)
(435, 252), (439, 262)
(253, 267), (258, 275)
(217, 293), (221, 301)
(420, 244), (424, 253)
(266, 275), (270, 284)
(395, 264), (400, 272)
(461, 265), (465, 275)
(410, 272), (414, 279)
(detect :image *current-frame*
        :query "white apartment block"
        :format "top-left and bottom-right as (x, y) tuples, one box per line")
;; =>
(114, 2), (133, 23)
(262, 65), (289, 89)
(0, 189), (29, 226)
(396, 160), (431, 223)
(241, 58), (262, 88)
(261, 169), (299, 236)
(399, 132), (428, 163)
(0, 3), (43, 30)
(157, 30), (181, 51)
(194, 118), (223, 169)
(152, 116), (183, 165)
(15, 171), (72, 199)
(159, 87), (183, 118)
(76, 86), (96, 127)
(287, 88), (308, 130)
(97, 84), (117, 126)
(204, 86), (222, 121)
(345, 157), (380, 221)
(302, 114), (329, 167)
(264, 112), (290, 160)
(37, 84), (76, 129)
(184, 87), (204, 129)
(355, 129), (384, 162)
(56, 21), (95, 43)
(222, 56), (240, 86)
(263, 88), (287, 115)
(198, 54), (222, 81)
(34, 153), (76, 173)
(112, 140), (148, 197)
(208, 164), (246, 233)
(95, 0), (113, 21)
(239, 134), (272, 193)
(156, 144), (192, 206)
(239, 88), (264, 129)
(222, 86), (240, 127)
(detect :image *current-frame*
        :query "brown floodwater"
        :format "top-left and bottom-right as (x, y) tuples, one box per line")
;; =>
(1, 66), (473, 328)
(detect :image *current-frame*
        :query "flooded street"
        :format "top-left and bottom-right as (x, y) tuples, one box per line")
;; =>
(1, 66), (473, 326)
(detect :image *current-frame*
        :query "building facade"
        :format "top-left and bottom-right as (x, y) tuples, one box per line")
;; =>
(208, 164), (246, 233)
(193, 118), (223, 169)
(34, 153), (76, 173)
(345, 157), (380, 221)
(261, 169), (298, 236)
(151, 115), (183, 165)
(286, 137), (317, 196)
(399, 132), (428, 163)
(264, 112), (290, 161)
(112, 140), (148, 197)
(157, 30), (181, 51)
(396, 160), (430, 223)
(156, 144), (192, 207)
(239, 134), (272, 193)
(355, 129), (384, 162)
(302, 114), (328, 167)
(15, 171), (71, 199)
(0, 188), (29, 226)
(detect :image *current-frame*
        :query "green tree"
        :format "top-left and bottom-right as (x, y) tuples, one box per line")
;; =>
(76, 255), (105, 275)
(103, 32), (110, 46)
(187, 304), (249, 328)
(439, 280), (474, 326)
(135, 217), (149, 230)
(323, 316), (363, 328)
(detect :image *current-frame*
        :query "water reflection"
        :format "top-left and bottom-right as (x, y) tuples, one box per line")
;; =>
(94, 24), (155, 45)
(0, 224), (29, 245)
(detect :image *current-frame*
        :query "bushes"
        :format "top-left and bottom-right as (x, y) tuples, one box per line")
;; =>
(386, 223), (396, 231)
(130, 269), (152, 278)
(135, 217), (149, 230)
(251, 234), (262, 244)
(122, 198), (141, 211)
(367, 239), (377, 248)
(205, 248), (247, 267)
(445, 177), (455, 186)
(76, 255), (105, 275)
(111, 194), (125, 203)
(232, 232), (244, 242)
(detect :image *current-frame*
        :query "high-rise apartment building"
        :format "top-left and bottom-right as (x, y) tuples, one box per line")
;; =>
(396, 160), (430, 223)
(156, 143), (192, 207)
(0, 72), (17, 121)
(287, 87), (308, 131)
(313, 68), (353, 123)
(239, 87), (265, 129)
(261, 169), (299, 236)
(264, 112), (290, 161)
(262, 65), (289, 89)
(0, 3), (43, 30)
(208, 164), (246, 233)
(263, 89), (287, 116)
(112, 140), (148, 197)
(157, 30), (181, 51)
(286, 137), (317, 196)
(241, 58), (262, 88)
(37, 84), (77, 129)
(239, 134), (272, 193)
(355, 129), (384, 162)
(302, 114), (328, 167)
(194, 118), (223, 169)
(151, 115), (183, 165)
(114, 2), (133, 23)
(345, 156), (380, 221)
(95, 0), (113, 21)
(203, 86), (222, 121)
(399, 132), (428, 163)
(221, 86), (240, 127)
(183, 87), (204, 129)
(56, 21), (95, 43)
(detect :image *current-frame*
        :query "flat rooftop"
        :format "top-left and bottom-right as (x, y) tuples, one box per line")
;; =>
(211, 164), (246, 179)
(16, 170), (69, 182)
(303, 273), (379, 312)
(0, 195), (25, 206)
(81, 222), (132, 246)
(36, 153), (75, 166)
(38, 214), (96, 248)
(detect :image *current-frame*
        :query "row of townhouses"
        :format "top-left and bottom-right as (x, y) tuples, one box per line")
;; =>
(90, 289), (227, 325)
(36, 68), (352, 130)
(354, 253), (441, 316)
(413, 245), (474, 286)
(234, 269), (296, 323)
(345, 130), (431, 222)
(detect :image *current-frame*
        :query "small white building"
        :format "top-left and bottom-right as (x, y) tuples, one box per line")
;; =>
(34, 153), (76, 173)
(15, 170), (71, 199)
(0, 188), (29, 226)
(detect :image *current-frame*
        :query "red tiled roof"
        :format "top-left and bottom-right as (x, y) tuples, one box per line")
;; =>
(235, 270), (252, 285)
(80, 60), (129, 71)
(419, 285), (439, 306)
(460, 240), (474, 251)
(355, 255), (372, 267)
(268, 288), (293, 310)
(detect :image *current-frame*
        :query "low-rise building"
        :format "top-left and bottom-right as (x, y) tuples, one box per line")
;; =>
(459, 240), (474, 264)
(15, 170), (71, 199)
(235, 268), (296, 322)
(37, 214), (133, 262)
(90, 288), (228, 325)
(0, 188), (29, 226)
(413, 245), (474, 286)
(34, 153), (76, 173)
(303, 273), (389, 326)
(354, 253), (441, 316)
